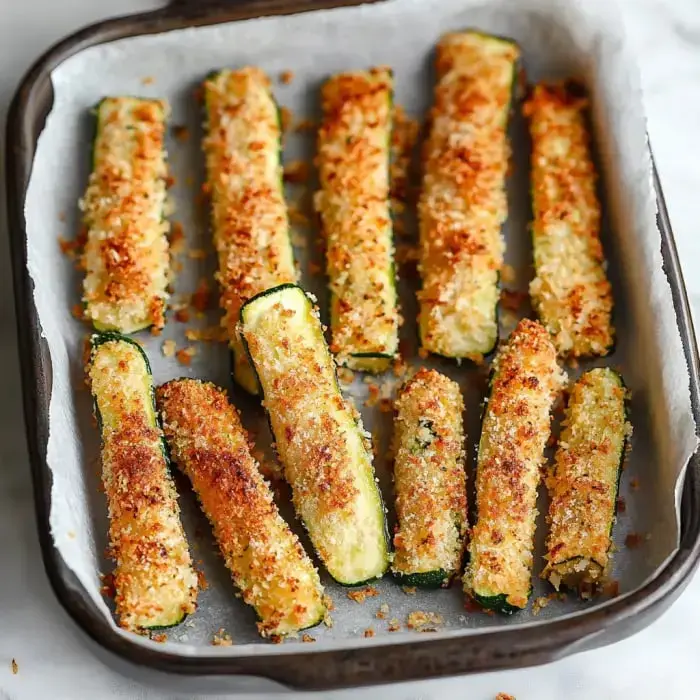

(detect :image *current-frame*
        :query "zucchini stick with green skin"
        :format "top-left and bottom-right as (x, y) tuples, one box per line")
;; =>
(203, 68), (297, 394)
(418, 32), (519, 360)
(156, 379), (326, 637)
(524, 81), (614, 358)
(87, 333), (198, 632)
(315, 67), (398, 373)
(464, 319), (566, 612)
(81, 98), (170, 333)
(543, 368), (630, 591)
(392, 369), (467, 588)
(239, 284), (389, 585)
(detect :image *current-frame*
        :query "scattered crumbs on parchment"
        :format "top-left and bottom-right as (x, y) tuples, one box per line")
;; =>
(289, 206), (311, 227)
(161, 339), (176, 358)
(323, 613), (335, 629)
(185, 326), (227, 343)
(150, 325), (162, 337)
(191, 278), (212, 312)
(170, 221), (186, 254)
(401, 586), (417, 596)
(150, 633), (168, 643)
(301, 633), (316, 643)
(279, 106), (293, 134)
(176, 346), (197, 366)
(197, 569), (209, 591)
(387, 618), (401, 632)
(270, 634), (284, 644)
(500, 288), (528, 312)
(279, 70), (295, 85)
(496, 693), (516, 700)
(407, 611), (444, 632)
(629, 477), (640, 491)
(500, 263), (516, 284)
(295, 118), (316, 133)
(11, 659), (18, 675)
(99, 572), (115, 599)
(346, 586), (379, 603)
(616, 497), (627, 513)
(365, 384), (381, 408)
(532, 592), (564, 616)
(625, 532), (644, 549)
(141, 75), (155, 85)
(71, 304), (85, 321)
(174, 307), (190, 323)
(164, 174), (176, 189)
(58, 230), (87, 259)
(363, 628), (375, 638)
(173, 124), (190, 142)
(323, 594), (335, 612)
(212, 628), (233, 646)
(284, 160), (310, 184)
(375, 603), (390, 620)
(393, 354), (409, 378)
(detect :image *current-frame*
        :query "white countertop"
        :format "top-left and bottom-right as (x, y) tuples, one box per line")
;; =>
(1, 1), (699, 698)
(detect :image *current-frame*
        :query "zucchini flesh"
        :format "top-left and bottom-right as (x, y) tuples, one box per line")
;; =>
(524, 81), (614, 358)
(418, 32), (519, 360)
(315, 67), (398, 373)
(543, 368), (630, 591)
(156, 379), (326, 637)
(81, 98), (170, 334)
(464, 319), (565, 612)
(239, 284), (389, 585)
(392, 369), (467, 588)
(87, 333), (197, 631)
(203, 68), (297, 394)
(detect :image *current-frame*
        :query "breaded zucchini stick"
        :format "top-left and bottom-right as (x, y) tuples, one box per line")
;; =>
(524, 81), (614, 357)
(392, 369), (467, 587)
(543, 368), (630, 591)
(316, 67), (398, 372)
(239, 284), (389, 585)
(81, 98), (170, 333)
(464, 319), (566, 612)
(203, 68), (296, 393)
(156, 379), (326, 637)
(418, 32), (519, 359)
(87, 333), (197, 631)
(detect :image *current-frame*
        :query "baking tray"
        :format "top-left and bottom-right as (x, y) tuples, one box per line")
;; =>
(6, 0), (700, 691)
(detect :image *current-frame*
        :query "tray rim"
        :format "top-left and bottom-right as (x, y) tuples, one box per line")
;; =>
(6, 0), (700, 690)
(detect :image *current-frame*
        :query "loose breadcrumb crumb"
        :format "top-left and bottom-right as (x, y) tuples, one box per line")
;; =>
(401, 586), (417, 595)
(162, 339), (176, 358)
(212, 628), (233, 646)
(173, 125), (190, 142)
(150, 632), (168, 643)
(99, 572), (115, 599)
(169, 221), (186, 255)
(301, 633), (316, 643)
(500, 289), (528, 312)
(270, 635), (283, 644)
(603, 579), (620, 597)
(295, 118), (316, 132)
(185, 326), (227, 343)
(616, 497), (626, 513)
(501, 264), (516, 284)
(323, 594), (335, 612)
(187, 248), (208, 260)
(280, 70), (295, 85)
(284, 160), (310, 184)
(323, 614), (335, 628)
(363, 628), (375, 638)
(629, 477), (640, 491)
(496, 693), (516, 700)
(141, 75), (155, 85)
(279, 106), (293, 134)
(197, 569), (209, 591)
(191, 279), (212, 312)
(407, 611), (444, 631)
(71, 304), (85, 321)
(532, 592), (564, 615)
(387, 618), (401, 632)
(376, 603), (390, 619)
(174, 308), (190, 323)
(176, 346), (197, 366)
(11, 659), (18, 675)
(346, 586), (379, 603)
(289, 206), (311, 227)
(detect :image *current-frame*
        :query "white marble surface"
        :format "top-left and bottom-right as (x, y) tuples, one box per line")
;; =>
(1, 1), (699, 698)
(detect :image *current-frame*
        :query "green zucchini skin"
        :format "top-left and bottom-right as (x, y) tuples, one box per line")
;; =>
(393, 570), (450, 589)
(239, 283), (390, 586)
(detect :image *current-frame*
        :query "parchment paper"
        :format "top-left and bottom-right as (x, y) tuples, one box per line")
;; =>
(23, 0), (699, 653)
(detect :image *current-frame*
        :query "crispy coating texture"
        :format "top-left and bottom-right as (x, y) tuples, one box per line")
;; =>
(524, 81), (614, 358)
(203, 68), (296, 391)
(240, 285), (388, 584)
(88, 338), (197, 631)
(156, 379), (326, 637)
(81, 98), (170, 333)
(418, 32), (519, 358)
(543, 368), (630, 590)
(315, 67), (398, 372)
(392, 369), (467, 581)
(465, 320), (566, 609)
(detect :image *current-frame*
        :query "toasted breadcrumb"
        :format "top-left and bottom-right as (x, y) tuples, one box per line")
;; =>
(279, 70), (295, 85)
(191, 279), (212, 312)
(616, 497), (626, 513)
(150, 632), (168, 643)
(185, 326), (227, 343)
(501, 289), (528, 312)
(71, 304), (86, 321)
(376, 603), (390, 619)
(629, 477), (640, 491)
(301, 633), (316, 643)
(141, 75), (155, 85)
(187, 248), (208, 260)
(212, 628), (233, 646)
(295, 118), (316, 132)
(501, 264), (516, 284)
(284, 160), (310, 184)
(197, 569), (209, 591)
(496, 693), (516, 700)
(323, 614), (335, 628)
(279, 106), (293, 134)
(323, 594), (335, 611)
(407, 610), (444, 631)
(347, 586), (379, 603)
(100, 572), (116, 599)
(174, 308), (190, 323)
(363, 628), (376, 638)
(289, 206), (311, 227)
(161, 339), (176, 358)
(11, 659), (18, 675)
(172, 125), (190, 142)
(169, 222), (186, 255)
(388, 618), (401, 632)
(175, 346), (197, 366)
(402, 586), (417, 596)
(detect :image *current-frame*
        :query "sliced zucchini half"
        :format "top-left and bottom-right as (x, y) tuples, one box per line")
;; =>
(392, 368), (467, 588)
(87, 332), (198, 631)
(542, 368), (630, 591)
(464, 319), (565, 612)
(81, 98), (170, 334)
(418, 31), (519, 360)
(203, 68), (297, 394)
(239, 284), (389, 585)
(316, 67), (398, 373)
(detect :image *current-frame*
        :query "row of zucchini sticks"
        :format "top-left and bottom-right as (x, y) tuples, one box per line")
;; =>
(77, 28), (628, 636)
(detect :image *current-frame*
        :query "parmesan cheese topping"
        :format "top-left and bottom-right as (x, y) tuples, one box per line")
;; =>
(204, 68), (296, 392)
(240, 286), (389, 584)
(316, 68), (398, 372)
(81, 98), (170, 333)
(465, 319), (566, 609)
(392, 369), (467, 581)
(88, 338), (197, 631)
(543, 368), (630, 590)
(157, 379), (326, 637)
(524, 81), (614, 358)
(418, 32), (519, 358)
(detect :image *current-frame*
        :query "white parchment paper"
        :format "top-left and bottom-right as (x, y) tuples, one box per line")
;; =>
(23, 0), (699, 652)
